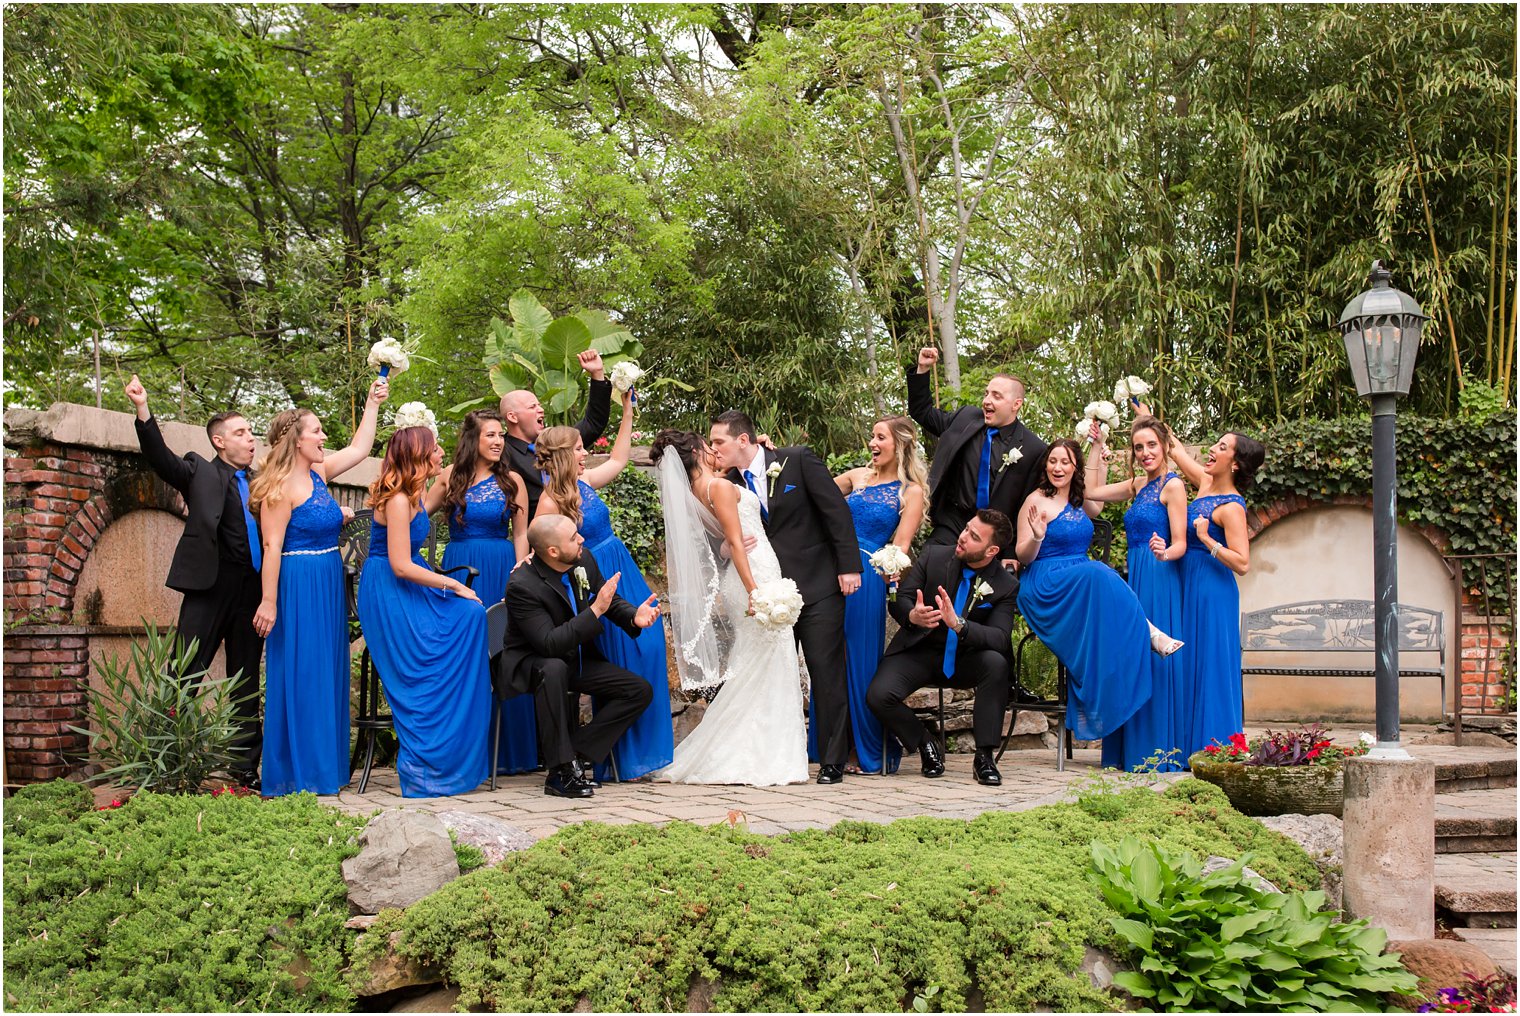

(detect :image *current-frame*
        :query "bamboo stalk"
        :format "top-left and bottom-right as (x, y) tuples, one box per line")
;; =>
(1498, 103), (1515, 403)
(1396, 81), (1463, 393)
(1223, 8), (1258, 412)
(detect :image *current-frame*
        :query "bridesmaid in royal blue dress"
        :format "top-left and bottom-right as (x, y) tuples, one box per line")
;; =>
(1085, 416), (1188, 772)
(537, 387), (672, 781)
(357, 425), (491, 797)
(1166, 430), (1266, 758)
(426, 410), (536, 775)
(813, 416), (926, 774)
(1015, 438), (1184, 746)
(250, 379), (387, 796)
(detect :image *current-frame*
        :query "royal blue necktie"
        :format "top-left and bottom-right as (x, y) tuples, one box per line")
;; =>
(942, 567), (973, 679)
(976, 428), (1000, 510)
(233, 469), (262, 571)
(560, 571), (582, 670)
(743, 469), (769, 522)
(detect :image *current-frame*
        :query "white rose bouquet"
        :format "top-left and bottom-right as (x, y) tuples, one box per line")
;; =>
(748, 578), (804, 629)
(609, 359), (645, 394)
(1113, 375), (1153, 410)
(868, 544), (911, 581)
(367, 338), (411, 378)
(393, 401), (438, 436)
(1077, 400), (1120, 446)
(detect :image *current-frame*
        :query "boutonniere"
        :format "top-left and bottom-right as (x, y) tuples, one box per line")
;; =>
(997, 446), (1024, 475)
(766, 459), (786, 497)
(572, 566), (589, 597)
(966, 579), (994, 612)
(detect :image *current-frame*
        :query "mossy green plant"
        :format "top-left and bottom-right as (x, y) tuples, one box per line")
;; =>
(390, 780), (1321, 1012)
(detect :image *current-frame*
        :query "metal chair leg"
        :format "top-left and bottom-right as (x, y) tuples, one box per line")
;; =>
(489, 702), (502, 791)
(358, 729), (377, 794)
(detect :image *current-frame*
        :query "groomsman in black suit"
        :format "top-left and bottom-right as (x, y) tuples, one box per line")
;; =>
(866, 510), (1018, 787)
(907, 347), (1047, 557)
(124, 374), (266, 787)
(499, 514), (661, 798)
(499, 349), (612, 520)
(709, 410), (861, 785)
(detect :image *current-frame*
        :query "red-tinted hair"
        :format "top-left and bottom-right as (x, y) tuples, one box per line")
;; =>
(367, 426), (436, 510)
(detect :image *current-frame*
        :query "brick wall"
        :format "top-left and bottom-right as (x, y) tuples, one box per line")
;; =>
(3, 628), (92, 782)
(1460, 613), (1513, 714)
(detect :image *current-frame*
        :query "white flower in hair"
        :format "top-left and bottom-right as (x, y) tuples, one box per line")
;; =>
(749, 578), (803, 629)
(609, 360), (645, 394)
(367, 338), (411, 377)
(393, 401), (437, 436)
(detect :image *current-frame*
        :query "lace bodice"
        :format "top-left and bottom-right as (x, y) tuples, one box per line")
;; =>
(368, 506), (429, 559)
(1124, 473), (1177, 546)
(1036, 502), (1093, 560)
(846, 480), (901, 554)
(449, 475), (513, 541)
(285, 472), (343, 552)
(1187, 493), (1247, 550)
(578, 480), (614, 547)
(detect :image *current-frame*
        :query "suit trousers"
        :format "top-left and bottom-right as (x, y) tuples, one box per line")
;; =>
(530, 657), (653, 770)
(866, 644), (1010, 752)
(174, 563), (265, 775)
(797, 592), (850, 766)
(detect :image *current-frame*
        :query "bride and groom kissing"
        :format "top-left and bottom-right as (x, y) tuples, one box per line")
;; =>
(499, 408), (864, 795)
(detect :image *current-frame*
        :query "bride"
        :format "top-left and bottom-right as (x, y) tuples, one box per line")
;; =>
(649, 430), (808, 786)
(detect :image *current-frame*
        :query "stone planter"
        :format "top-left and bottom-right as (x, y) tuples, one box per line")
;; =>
(1187, 753), (1345, 817)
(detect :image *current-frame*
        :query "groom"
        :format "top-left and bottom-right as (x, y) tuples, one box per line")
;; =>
(709, 410), (861, 784)
(907, 347), (1047, 556)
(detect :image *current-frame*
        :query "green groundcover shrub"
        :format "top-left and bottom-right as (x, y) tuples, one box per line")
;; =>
(4, 786), (365, 1013)
(5, 778), (1337, 1013)
(387, 780), (1321, 1013)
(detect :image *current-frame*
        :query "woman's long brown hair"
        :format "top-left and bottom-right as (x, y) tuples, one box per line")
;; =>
(441, 410), (521, 531)
(367, 426), (435, 513)
(535, 425), (583, 530)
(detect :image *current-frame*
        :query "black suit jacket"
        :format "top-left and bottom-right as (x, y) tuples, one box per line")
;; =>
(726, 445), (860, 606)
(499, 553), (640, 696)
(506, 378), (613, 520)
(885, 544), (1017, 658)
(906, 368), (1047, 551)
(134, 415), (254, 593)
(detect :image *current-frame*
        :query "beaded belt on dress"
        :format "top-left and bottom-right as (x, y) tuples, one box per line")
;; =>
(282, 546), (339, 557)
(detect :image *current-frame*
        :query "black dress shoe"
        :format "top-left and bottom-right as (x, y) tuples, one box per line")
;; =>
(919, 738), (945, 778)
(571, 758), (603, 788)
(973, 750), (1002, 787)
(544, 765), (594, 798)
(816, 764), (844, 785)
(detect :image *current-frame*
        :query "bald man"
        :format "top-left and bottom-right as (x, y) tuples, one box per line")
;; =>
(500, 349), (611, 519)
(498, 514), (661, 797)
(908, 347), (1047, 556)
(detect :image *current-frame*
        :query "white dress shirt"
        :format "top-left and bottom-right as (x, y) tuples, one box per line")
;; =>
(740, 445), (770, 514)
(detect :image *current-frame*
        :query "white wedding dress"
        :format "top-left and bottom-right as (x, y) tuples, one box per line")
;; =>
(654, 483), (809, 786)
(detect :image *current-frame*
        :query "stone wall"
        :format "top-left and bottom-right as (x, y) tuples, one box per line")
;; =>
(2, 403), (378, 785)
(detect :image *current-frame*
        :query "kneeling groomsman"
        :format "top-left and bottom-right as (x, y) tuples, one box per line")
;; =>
(866, 510), (1017, 786)
(499, 515), (661, 798)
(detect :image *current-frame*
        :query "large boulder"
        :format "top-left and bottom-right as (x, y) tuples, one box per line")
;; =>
(1257, 812), (1344, 908)
(1386, 938), (1500, 1010)
(343, 810), (460, 914)
(434, 810), (537, 867)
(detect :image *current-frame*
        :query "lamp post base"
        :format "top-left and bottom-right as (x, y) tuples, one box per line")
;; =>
(1342, 754), (1435, 939)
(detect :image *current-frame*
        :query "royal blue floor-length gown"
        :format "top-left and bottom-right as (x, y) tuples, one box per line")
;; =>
(579, 480), (673, 781)
(357, 507), (490, 797)
(1100, 474), (1185, 772)
(1180, 492), (1248, 759)
(1017, 503), (1153, 741)
(807, 481), (901, 774)
(263, 472), (350, 796)
(441, 476), (539, 775)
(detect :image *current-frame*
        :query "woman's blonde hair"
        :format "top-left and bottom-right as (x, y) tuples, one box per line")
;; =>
(248, 409), (316, 518)
(535, 426), (583, 530)
(875, 415), (929, 494)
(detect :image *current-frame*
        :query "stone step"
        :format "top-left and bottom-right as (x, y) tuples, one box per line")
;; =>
(1451, 926), (1518, 977)
(1435, 787), (1518, 853)
(1432, 755), (1517, 794)
(1434, 853), (1517, 928)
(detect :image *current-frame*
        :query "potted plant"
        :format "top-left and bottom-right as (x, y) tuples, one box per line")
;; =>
(1187, 724), (1372, 817)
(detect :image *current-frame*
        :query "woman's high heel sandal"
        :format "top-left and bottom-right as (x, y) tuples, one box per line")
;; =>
(1148, 622), (1184, 657)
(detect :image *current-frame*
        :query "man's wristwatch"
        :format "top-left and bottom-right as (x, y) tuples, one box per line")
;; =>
(954, 616), (967, 634)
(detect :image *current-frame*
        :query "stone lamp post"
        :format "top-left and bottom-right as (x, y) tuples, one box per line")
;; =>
(1337, 260), (1435, 939)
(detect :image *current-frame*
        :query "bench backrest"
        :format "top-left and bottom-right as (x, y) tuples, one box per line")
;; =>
(1241, 599), (1445, 654)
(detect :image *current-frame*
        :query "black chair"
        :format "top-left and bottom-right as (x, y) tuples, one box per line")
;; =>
(483, 600), (620, 789)
(345, 509), (479, 793)
(996, 517), (1115, 772)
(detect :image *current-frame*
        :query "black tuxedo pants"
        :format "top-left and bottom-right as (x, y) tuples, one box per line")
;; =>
(797, 592), (850, 766)
(530, 657), (653, 770)
(174, 564), (264, 776)
(866, 645), (1010, 752)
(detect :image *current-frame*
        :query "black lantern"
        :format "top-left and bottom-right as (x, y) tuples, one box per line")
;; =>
(1337, 260), (1428, 398)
